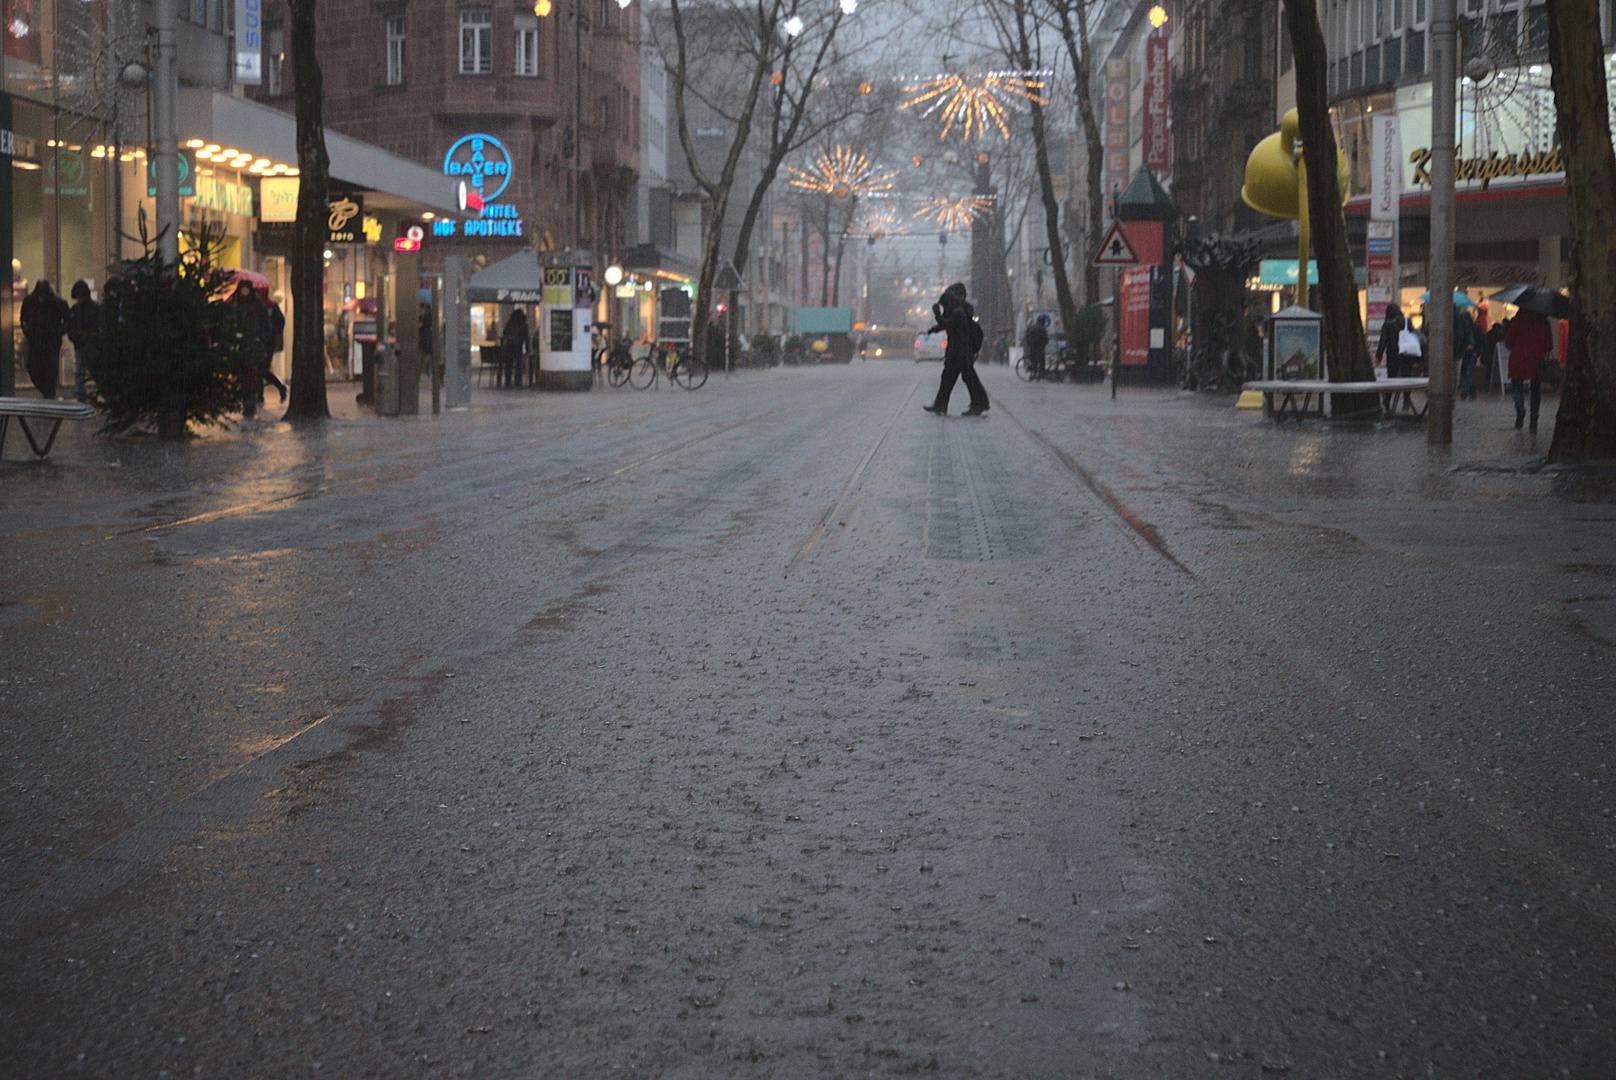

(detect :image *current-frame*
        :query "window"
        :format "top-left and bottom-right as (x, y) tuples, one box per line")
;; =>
(515, 14), (539, 76)
(1524, 4), (1549, 51)
(460, 8), (493, 75)
(267, 27), (285, 94)
(386, 15), (406, 85)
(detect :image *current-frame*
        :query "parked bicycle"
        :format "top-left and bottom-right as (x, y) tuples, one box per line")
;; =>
(1015, 345), (1074, 382)
(599, 336), (637, 387)
(632, 341), (708, 390)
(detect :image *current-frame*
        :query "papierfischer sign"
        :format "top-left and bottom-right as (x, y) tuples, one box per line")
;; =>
(1092, 220), (1140, 266)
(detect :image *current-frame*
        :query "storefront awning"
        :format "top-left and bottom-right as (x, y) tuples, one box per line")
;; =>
(177, 90), (461, 217)
(619, 243), (699, 282)
(468, 251), (546, 303)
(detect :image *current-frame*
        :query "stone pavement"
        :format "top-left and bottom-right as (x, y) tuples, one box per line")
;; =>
(2, 366), (1612, 1078)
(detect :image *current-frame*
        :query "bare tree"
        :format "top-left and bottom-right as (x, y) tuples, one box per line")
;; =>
(1043, 0), (1106, 308)
(658, 0), (863, 357)
(1546, 0), (1616, 459)
(285, 0), (330, 420)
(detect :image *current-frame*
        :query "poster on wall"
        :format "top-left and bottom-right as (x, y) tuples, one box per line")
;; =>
(549, 307), (573, 354)
(1120, 265), (1152, 367)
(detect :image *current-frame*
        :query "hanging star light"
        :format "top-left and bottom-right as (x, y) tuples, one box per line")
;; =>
(852, 203), (909, 239)
(786, 145), (897, 201)
(899, 71), (1047, 142)
(914, 195), (995, 233)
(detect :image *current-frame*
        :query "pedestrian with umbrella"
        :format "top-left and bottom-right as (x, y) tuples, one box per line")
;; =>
(1491, 286), (1572, 433)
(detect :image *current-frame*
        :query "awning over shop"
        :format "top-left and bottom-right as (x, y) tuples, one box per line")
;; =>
(468, 251), (546, 303)
(177, 90), (461, 217)
(619, 243), (699, 283)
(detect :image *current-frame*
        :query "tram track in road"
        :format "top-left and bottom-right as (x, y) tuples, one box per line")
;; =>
(778, 379), (1195, 579)
(997, 401), (1196, 578)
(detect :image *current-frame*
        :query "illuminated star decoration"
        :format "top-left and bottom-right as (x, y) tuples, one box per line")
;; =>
(786, 145), (897, 202)
(914, 195), (994, 233)
(852, 203), (909, 239)
(899, 71), (1047, 142)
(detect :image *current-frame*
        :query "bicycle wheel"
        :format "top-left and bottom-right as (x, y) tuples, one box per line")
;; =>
(1015, 356), (1034, 381)
(607, 361), (631, 387)
(671, 354), (708, 389)
(629, 357), (657, 389)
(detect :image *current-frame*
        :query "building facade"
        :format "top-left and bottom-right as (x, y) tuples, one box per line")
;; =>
(252, 0), (641, 273)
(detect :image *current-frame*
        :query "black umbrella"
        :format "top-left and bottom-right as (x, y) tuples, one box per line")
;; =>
(1485, 284), (1534, 306)
(1489, 284), (1572, 319)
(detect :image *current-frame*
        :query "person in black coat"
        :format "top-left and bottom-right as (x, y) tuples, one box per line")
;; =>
(66, 280), (101, 402)
(20, 279), (70, 398)
(1374, 302), (1406, 376)
(1023, 314), (1049, 380)
(922, 283), (989, 416)
(500, 308), (529, 389)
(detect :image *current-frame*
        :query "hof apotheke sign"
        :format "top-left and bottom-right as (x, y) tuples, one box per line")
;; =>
(434, 133), (526, 240)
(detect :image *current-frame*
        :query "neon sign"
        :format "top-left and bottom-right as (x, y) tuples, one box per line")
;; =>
(438, 133), (525, 240)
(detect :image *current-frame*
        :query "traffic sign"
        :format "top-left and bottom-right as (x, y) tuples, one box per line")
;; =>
(1092, 220), (1140, 266)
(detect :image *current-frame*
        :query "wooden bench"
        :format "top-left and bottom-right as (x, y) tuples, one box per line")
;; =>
(0, 398), (97, 460)
(1242, 378), (1430, 421)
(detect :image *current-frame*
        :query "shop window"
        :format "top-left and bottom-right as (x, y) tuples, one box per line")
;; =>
(386, 15), (406, 85)
(515, 14), (539, 77)
(460, 8), (493, 75)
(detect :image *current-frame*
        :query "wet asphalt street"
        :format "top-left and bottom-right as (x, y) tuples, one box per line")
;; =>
(1, 363), (1613, 1078)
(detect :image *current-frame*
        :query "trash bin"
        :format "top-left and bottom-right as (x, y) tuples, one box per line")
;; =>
(375, 344), (400, 416)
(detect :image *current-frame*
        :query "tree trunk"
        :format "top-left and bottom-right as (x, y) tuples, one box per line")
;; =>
(1546, 0), (1616, 459)
(1050, 0), (1106, 308)
(1016, 0), (1079, 345)
(1283, 0), (1376, 394)
(286, 0), (330, 420)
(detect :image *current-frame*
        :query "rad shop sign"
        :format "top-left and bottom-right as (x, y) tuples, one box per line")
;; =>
(435, 133), (525, 240)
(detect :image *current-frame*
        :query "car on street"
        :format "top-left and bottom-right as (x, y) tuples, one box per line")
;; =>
(914, 330), (946, 362)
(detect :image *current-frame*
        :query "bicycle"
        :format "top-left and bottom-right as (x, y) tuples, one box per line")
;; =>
(600, 337), (637, 387)
(633, 342), (708, 390)
(1015, 346), (1073, 382)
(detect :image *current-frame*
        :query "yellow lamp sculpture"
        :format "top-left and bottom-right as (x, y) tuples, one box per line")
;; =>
(1241, 108), (1350, 308)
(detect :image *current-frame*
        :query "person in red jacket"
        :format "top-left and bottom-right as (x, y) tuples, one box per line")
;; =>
(1503, 308), (1552, 432)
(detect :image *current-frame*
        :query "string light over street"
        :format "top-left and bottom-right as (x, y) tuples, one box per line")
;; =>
(899, 72), (1047, 142)
(913, 194), (995, 232)
(787, 145), (898, 201)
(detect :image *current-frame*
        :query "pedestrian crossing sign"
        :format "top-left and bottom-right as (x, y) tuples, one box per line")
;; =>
(1092, 221), (1141, 266)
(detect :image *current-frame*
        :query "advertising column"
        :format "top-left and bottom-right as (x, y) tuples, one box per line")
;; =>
(538, 251), (593, 391)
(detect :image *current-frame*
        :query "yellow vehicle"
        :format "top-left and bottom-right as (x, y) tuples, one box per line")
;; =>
(859, 326), (918, 360)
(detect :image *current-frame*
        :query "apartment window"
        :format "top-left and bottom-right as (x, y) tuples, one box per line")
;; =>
(1392, 0), (1403, 30)
(1524, 4), (1549, 51)
(266, 27), (285, 94)
(460, 8), (493, 75)
(515, 13), (539, 76)
(386, 15), (406, 85)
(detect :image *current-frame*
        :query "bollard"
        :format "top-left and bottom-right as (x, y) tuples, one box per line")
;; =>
(375, 345), (400, 416)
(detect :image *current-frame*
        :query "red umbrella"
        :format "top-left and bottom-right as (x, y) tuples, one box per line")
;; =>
(226, 268), (273, 300)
